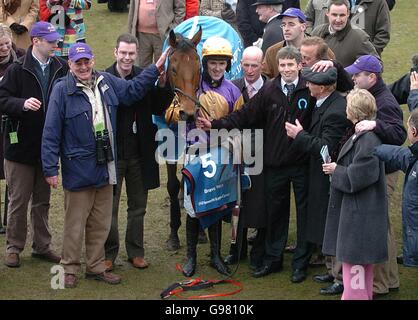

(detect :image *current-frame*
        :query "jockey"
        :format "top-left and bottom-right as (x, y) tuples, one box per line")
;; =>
(166, 36), (242, 278)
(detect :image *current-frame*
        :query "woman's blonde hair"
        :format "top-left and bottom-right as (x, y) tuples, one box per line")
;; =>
(0, 23), (13, 42)
(346, 88), (377, 122)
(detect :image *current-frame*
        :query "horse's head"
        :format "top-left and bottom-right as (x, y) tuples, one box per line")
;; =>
(168, 27), (202, 123)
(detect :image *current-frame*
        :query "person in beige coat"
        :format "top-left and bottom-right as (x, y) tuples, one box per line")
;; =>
(0, 0), (39, 50)
(127, 0), (185, 68)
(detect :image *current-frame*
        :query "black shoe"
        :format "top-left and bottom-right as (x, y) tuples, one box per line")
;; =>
(252, 263), (282, 278)
(224, 254), (238, 265)
(313, 273), (334, 283)
(210, 255), (231, 276)
(291, 269), (307, 283)
(320, 283), (344, 295)
(182, 257), (196, 277)
(397, 254), (403, 265)
(165, 233), (180, 251)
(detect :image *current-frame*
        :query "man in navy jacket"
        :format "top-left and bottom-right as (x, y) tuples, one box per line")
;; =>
(41, 42), (169, 288)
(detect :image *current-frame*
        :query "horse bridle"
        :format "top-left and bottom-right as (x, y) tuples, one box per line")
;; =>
(168, 42), (207, 114)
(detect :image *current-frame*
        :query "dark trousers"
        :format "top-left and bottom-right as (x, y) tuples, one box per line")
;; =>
(105, 158), (148, 261)
(263, 165), (313, 269)
(229, 223), (265, 267)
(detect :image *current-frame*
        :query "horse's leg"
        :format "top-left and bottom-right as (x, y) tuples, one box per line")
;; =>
(165, 162), (181, 251)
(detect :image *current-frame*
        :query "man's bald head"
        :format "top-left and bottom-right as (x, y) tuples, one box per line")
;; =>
(242, 46), (263, 63)
(241, 46), (264, 84)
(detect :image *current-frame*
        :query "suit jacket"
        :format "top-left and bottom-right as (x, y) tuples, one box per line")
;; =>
(351, 0), (391, 55)
(261, 15), (284, 54)
(322, 131), (388, 265)
(231, 75), (268, 227)
(236, 0), (265, 48)
(128, 0), (185, 40)
(293, 91), (352, 245)
(232, 75), (267, 103)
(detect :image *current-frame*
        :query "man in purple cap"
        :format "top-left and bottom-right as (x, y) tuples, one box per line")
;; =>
(345, 54), (406, 297)
(41, 42), (170, 288)
(262, 7), (307, 78)
(0, 21), (67, 269)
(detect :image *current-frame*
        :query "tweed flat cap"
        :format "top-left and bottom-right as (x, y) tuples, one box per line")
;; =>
(302, 67), (338, 85)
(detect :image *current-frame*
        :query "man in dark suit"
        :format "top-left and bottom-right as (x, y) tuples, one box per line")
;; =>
(237, 0), (300, 48)
(237, 0), (266, 48)
(224, 46), (267, 269)
(198, 47), (314, 281)
(103, 34), (172, 271)
(285, 67), (352, 293)
(252, 0), (284, 53)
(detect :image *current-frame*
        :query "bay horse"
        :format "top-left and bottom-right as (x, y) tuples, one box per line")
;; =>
(164, 27), (203, 250)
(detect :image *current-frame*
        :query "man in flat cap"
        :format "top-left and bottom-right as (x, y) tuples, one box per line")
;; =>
(252, 0), (284, 53)
(285, 66), (352, 295)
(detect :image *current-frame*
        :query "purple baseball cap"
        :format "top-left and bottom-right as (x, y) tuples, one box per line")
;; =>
(278, 8), (307, 23)
(30, 21), (61, 42)
(68, 43), (94, 62)
(345, 55), (383, 74)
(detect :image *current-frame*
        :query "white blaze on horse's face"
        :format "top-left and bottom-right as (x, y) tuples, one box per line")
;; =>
(207, 59), (228, 81)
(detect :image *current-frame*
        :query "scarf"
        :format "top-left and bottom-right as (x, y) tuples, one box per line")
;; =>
(0, 45), (18, 66)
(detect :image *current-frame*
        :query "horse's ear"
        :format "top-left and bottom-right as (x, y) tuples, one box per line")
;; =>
(169, 29), (177, 47)
(191, 26), (202, 47)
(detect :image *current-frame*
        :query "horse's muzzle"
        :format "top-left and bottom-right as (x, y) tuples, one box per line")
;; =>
(179, 110), (197, 123)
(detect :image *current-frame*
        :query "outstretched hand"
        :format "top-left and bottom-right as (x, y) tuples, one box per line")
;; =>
(311, 60), (334, 73)
(196, 117), (212, 131)
(155, 46), (172, 74)
(355, 120), (376, 133)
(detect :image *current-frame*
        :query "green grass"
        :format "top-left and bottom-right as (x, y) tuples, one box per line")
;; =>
(0, 0), (417, 300)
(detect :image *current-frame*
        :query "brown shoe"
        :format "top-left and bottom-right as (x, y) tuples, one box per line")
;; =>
(85, 272), (121, 284)
(104, 259), (113, 272)
(64, 274), (77, 288)
(32, 250), (61, 263)
(129, 257), (149, 269)
(5, 253), (20, 268)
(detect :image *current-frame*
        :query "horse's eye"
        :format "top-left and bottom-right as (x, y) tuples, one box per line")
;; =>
(171, 68), (177, 75)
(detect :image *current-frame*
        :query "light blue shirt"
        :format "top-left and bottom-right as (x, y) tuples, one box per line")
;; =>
(31, 51), (51, 74)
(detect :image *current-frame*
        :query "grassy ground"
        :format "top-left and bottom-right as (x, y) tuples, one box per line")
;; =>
(0, 0), (418, 300)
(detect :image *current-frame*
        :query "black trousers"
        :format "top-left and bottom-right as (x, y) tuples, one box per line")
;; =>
(263, 165), (314, 270)
(108, 0), (128, 12)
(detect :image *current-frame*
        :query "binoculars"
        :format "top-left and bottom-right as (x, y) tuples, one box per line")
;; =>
(96, 129), (113, 165)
